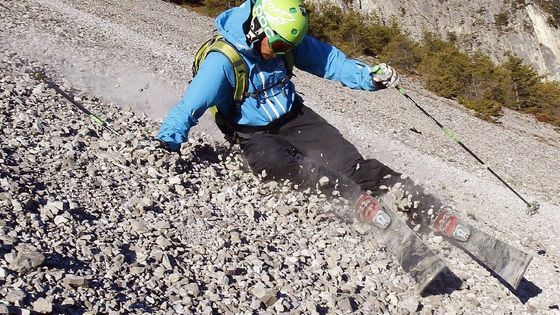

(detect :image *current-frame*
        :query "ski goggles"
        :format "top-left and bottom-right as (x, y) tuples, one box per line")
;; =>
(268, 34), (295, 55)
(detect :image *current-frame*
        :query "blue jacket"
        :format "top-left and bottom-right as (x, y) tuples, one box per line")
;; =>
(157, 0), (379, 151)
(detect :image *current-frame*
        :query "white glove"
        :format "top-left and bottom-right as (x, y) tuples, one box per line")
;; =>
(371, 63), (399, 89)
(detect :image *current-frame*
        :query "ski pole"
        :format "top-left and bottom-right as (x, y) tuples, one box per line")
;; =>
(393, 85), (540, 215)
(30, 68), (120, 135)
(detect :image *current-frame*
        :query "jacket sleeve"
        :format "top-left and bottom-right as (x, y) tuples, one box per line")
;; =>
(156, 52), (235, 151)
(293, 35), (379, 91)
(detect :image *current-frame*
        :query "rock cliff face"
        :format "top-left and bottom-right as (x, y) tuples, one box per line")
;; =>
(326, 0), (560, 81)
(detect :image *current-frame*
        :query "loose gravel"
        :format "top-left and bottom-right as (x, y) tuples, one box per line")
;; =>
(0, 53), (422, 314)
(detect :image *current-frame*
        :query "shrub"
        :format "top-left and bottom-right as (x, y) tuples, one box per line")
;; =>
(460, 97), (503, 121)
(494, 12), (510, 30)
(418, 33), (471, 98)
(204, 0), (243, 15)
(379, 33), (422, 74)
(462, 53), (516, 109)
(305, 3), (401, 58)
(502, 55), (543, 110)
(524, 81), (560, 125)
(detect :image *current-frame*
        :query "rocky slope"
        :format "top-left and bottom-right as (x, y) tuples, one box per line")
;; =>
(1, 0), (560, 314)
(333, 0), (560, 81)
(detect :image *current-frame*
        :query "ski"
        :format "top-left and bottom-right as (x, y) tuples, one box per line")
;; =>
(429, 207), (532, 289)
(355, 195), (448, 292)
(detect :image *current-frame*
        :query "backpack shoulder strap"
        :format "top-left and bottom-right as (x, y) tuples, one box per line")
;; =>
(283, 51), (295, 77)
(192, 34), (248, 104)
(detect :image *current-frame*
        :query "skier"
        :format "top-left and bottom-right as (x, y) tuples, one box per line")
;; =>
(157, 0), (443, 228)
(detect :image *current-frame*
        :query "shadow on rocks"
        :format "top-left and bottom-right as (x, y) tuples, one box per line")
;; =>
(44, 252), (89, 273)
(68, 207), (99, 222)
(129, 301), (154, 313)
(0, 243), (14, 257)
(149, 205), (165, 213)
(190, 141), (244, 166)
(253, 210), (268, 222)
(120, 244), (137, 264)
(314, 304), (330, 315)
(55, 304), (87, 315)
(513, 278), (542, 304)
(197, 144), (220, 162)
(189, 142), (231, 164)
(170, 142), (238, 180)
(28, 179), (48, 196)
(421, 267), (463, 297)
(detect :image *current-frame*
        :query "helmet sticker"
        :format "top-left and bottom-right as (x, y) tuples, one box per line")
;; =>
(263, 1), (296, 26)
(254, 1), (276, 39)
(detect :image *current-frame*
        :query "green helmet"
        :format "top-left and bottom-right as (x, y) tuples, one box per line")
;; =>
(252, 0), (309, 46)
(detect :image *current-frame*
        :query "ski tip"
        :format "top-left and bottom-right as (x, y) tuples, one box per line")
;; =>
(507, 255), (533, 290)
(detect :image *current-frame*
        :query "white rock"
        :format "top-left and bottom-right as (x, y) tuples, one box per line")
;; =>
(63, 275), (87, 286)
(400, 295), (420, 312)
(11, 199), (22, 212)
(185, 283), (200, 296)
(53, 215), (69, 225)
(432, 236), (444, 244)
(32, 298), (53, 313)
(9, 250), (45, 273)
(169, 176), (181, 185)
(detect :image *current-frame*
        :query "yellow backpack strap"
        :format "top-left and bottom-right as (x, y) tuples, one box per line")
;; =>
(192, 34), (248, 105)
(192, 35), (221, 77)
(208, 40), (248, 104)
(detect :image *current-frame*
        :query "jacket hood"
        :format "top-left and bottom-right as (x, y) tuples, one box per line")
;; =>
(215, 1), (257, 57)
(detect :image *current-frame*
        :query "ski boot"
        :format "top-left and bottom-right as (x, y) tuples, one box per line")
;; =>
(432, 207), (471, 242)
(355, 194), (392, 229)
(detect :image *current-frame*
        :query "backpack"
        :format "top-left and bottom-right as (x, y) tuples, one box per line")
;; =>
(192, 34), (294, 136)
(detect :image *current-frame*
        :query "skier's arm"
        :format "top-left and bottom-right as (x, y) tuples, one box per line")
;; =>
(293, 35), (380, 91)
(156, 53), (234, 151)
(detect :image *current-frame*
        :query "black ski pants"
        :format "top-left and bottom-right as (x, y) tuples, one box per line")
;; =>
(237, 100), (444, 230)
(238, 103), (401, 199)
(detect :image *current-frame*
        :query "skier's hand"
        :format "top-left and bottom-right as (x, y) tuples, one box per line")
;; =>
(371, 63), (399, 89)
(154, 138), (180, 152)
